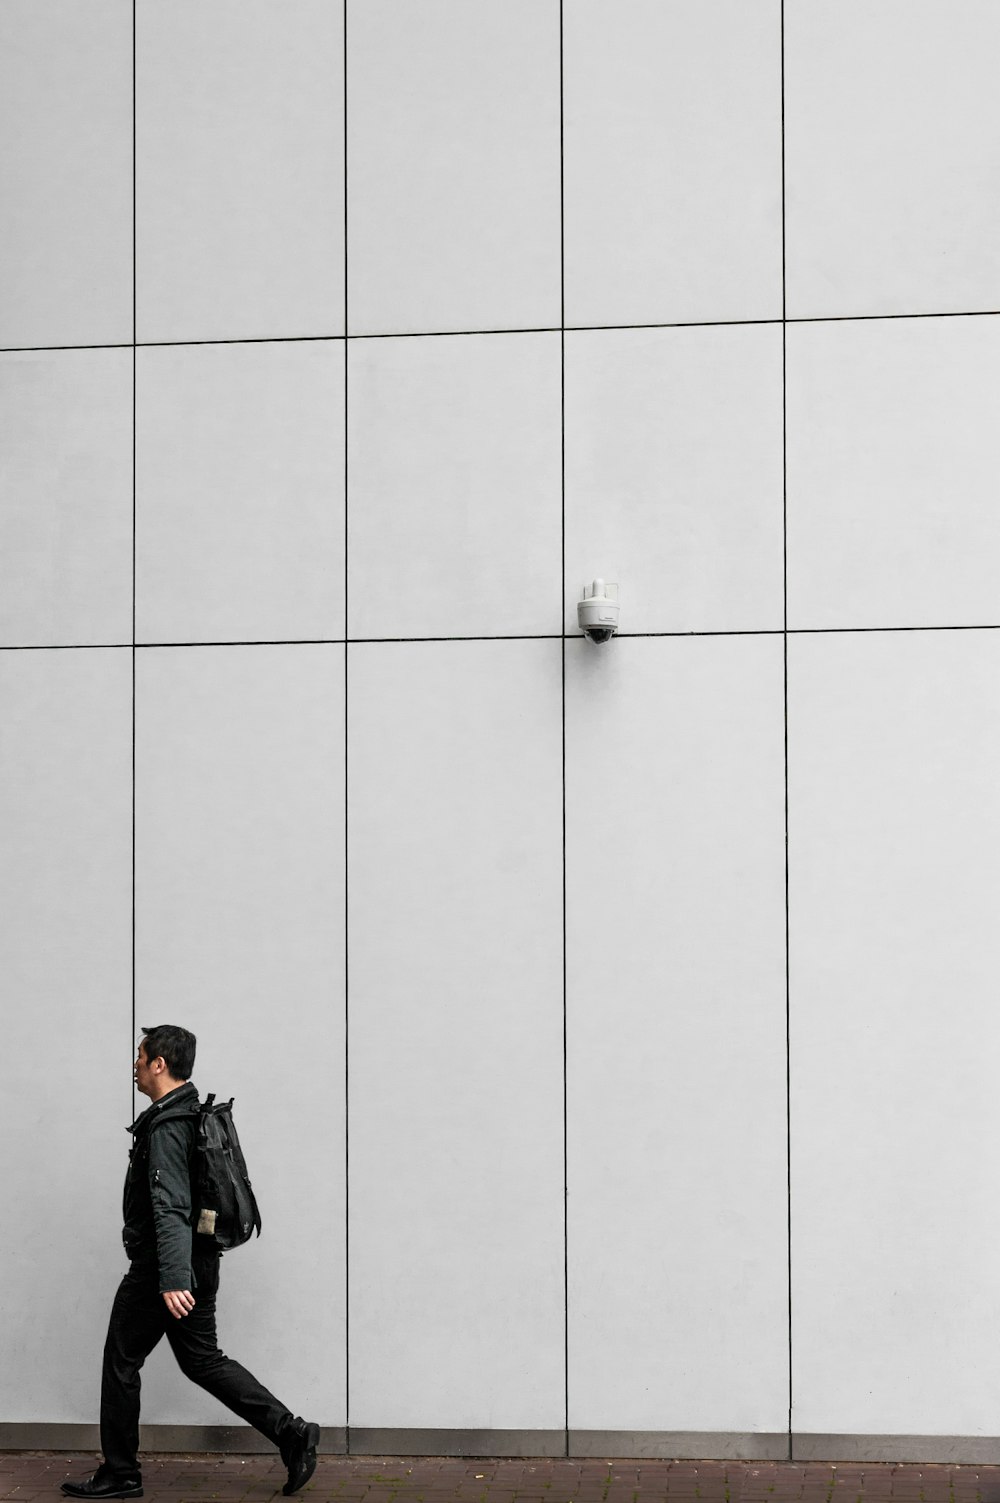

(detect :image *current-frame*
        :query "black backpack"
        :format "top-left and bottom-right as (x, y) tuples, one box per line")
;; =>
(191, 1094), (262, 1251)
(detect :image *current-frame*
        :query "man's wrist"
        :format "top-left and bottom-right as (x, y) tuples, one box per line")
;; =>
(159, 1276), (193, 1294)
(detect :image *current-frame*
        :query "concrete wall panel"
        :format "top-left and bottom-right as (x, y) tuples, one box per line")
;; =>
(564, 0), (782, 327)
(789, 630), (1000, 1435)
(347, 0), (561, 336)
(136, 0), (344, 343)
(0, 0), (132, 348)
(566, 635), (788, 1433)
(136, 342), (345, 646)
(348, 640), (564, 1429)
(564, 324), (783, 637)
(0, 350), (132, 648)
(785, 0), (1000, 318)
(0, 650), (132, 1421)
(135, 645), (345, 1427)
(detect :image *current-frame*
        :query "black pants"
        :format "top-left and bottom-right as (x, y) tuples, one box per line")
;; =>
(100, 1255), (291, 1478)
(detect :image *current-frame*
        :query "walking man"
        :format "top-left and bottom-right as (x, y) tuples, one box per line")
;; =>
(62, 1025), (319, 1500)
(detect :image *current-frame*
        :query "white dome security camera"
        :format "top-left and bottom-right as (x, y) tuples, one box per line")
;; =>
(577, 579), (620, 644)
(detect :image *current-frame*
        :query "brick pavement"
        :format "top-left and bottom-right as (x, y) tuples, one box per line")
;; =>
(4, 1457), (1000, 1503)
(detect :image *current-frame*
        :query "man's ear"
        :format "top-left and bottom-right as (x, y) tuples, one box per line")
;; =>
(150, 1055), (167, 1075)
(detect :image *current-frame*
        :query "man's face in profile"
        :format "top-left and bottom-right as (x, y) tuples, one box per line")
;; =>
(133, 1041), (157, 1099)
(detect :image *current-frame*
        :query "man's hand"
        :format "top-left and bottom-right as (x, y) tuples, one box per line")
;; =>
(162, 1289), (195, 1320)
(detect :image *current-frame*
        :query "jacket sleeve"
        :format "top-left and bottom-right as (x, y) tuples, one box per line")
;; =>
(147, 1119), (195, 1293)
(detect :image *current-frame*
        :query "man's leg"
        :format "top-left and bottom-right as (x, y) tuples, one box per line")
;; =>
(100, 1267), (167, 1478)
(165, 1254), (291, 1445)
(166, 1255), (319, 1495)
(63, 1267), (165, 1496)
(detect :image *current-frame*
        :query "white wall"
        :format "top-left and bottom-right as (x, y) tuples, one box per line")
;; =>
(3, 0), (1000, 1459)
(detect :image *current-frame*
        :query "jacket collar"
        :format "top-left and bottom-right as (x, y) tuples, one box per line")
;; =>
(128, 1080), (199, 1137)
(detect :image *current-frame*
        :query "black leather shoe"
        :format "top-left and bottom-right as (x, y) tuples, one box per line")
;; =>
(280, 1416), (320, 1495)
(61, 1470), (143, 1499)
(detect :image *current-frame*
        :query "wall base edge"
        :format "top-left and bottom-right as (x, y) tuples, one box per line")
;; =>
(792, 1435), (1000, 1464)
(568, 1432), (788, 1459)
(0, 1425), (348, 1455)
(6, 1427), (997, 1463)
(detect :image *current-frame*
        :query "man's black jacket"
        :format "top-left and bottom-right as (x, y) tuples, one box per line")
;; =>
(123, 1081), (201, 1293)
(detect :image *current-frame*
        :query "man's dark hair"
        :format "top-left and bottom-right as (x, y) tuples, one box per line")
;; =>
(141, 1024), (196, 1081)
